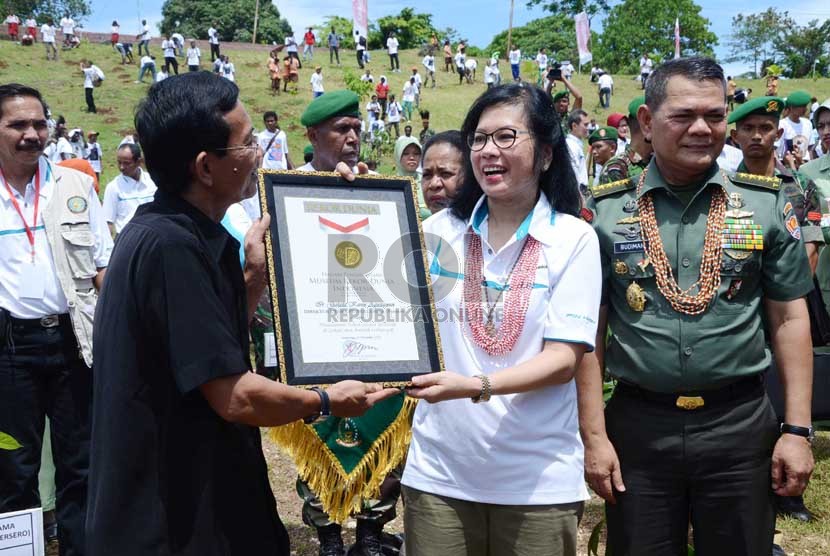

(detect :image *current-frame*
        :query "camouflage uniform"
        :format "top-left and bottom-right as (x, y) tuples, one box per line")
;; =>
(598, 145), (652, 185)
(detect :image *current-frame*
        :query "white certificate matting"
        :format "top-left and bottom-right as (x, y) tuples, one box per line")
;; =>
(283, 196), (420, 364)
(0, 508), (44, 556)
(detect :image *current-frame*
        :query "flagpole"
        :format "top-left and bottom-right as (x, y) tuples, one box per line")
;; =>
(507, 0), (515, 56)
(252, 0), (260, 44)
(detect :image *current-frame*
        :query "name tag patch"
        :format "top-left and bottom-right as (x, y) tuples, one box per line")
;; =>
(614, 240), (645, 254)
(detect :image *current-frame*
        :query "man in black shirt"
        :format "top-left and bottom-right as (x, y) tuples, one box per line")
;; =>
(86, 72), (396, 556)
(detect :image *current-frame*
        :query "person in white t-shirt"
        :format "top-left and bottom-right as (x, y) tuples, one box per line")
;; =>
(137, 19), (151, 56)
(561, 60), (575, 80)
(136, 55), (156, 83)
(208, 23), (220, 61)
(24, 16), (36, 42)
(778, 91), (815, 162)
(171, 32), (184, 56)
(257, 111), (293, 170)
(155, 68), (169, 82)
(162, 36), (179, 75)
(536, 47), (549, 85)
(5, 13), (20, 41)
(402, 83), (600, 554)
(597, 71), (614, 108)
(639, 53), (653, 89)
(186, 40), (201, 71)
(59, 15), (74, 46)
(386, 32), (400, 72)
(509, 46), (521, 81)
(422, 53), (436, 88)
(402, 78), (417, 121)
(40, 19), (57, 60)
(386, 94), (403, 138)
(102, 143), (157, 235)
(454, 50), (467, 84)
(85, 131), (102, 180)
(310, 66), (324, 98)
(410, 67), (423, 106)
(565, 108), (590, 194)
(80, 61), (104, 113)
(219, 55), (235, 82)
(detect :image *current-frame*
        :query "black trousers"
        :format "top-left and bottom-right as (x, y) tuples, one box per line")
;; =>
(164, 56), (178, 75)
(599, 87), (611, 108)
(84, 87), (96, 113)
(0, 314), (92, 556)
(389, 53), (399, 70)
(210, 43), (220, 61)
(330, 46), (340, 64)
(605, 379), (777, 556)
(357, 50), (364, 68)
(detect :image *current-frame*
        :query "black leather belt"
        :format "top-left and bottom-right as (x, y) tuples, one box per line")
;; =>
(615, 374), (764, 410)
(10, 313), (71, 330)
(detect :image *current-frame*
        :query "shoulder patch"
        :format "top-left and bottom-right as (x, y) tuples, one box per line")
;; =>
(589, 177), (635, 199)
(730, 172), (781, 191)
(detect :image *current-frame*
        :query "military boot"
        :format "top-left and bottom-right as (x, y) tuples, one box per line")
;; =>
(350, 519), (383, 556)
(317, 523), (345, 556)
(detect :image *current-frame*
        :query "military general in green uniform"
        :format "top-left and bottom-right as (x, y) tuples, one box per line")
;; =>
(598, 96), (653, 184)
(577, 57), (815, 556)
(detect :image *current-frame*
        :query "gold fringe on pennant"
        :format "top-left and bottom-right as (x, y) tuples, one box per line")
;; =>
(268, 396), (417, 523)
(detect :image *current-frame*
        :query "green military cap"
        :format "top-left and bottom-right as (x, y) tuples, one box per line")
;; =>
(784, 90), (811, 108)
(589, 126), (619, 144)
(300, 90), (361, 127)
(628, 96), (645, 120)
(552, 91), (569, 102)
(727, 96), (784, 124)
(303, 144), (314, 156)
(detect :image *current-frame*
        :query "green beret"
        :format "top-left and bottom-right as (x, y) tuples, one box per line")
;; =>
(628, 96), (645, 120)
(303, 144), (314, 156)
(727, 96), (784, 124)
(552, 91), (569, 102)
(785, 90), (811, 108)
(588, 126), (619, 144)
(300, 90), (360, 127)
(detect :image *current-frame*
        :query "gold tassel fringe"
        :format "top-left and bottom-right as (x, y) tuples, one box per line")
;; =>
(268, 396), (417, 523)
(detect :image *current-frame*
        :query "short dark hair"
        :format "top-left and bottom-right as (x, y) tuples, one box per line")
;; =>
(422, 130), (464, 161)
(451, 83), (580, 220)
(135, 72), (238, 194)
(263, 111), (277, 121)
(567, 109), (588, 132)
(117, 142), (142, 161)
(0, 83), (48, 120)
(420, 110), (430, 119)
(645, 56), (726, 112)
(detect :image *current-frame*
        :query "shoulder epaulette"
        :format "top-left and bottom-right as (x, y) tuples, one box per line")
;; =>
(589, 177), (635, 199)
(729, 172), (781, 191)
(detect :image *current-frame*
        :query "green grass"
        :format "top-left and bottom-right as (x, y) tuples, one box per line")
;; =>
(4, 39), (830, 189)
(5, 39), (830, 555)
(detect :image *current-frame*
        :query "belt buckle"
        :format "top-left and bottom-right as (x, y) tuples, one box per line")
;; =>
(40, 315), (60, 328)
(676, 396), (705, 410)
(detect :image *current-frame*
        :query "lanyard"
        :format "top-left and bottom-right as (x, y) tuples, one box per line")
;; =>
(1, 165), (41, 263)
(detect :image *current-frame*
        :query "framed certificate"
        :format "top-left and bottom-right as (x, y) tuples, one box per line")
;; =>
(257, 170), (444, 386)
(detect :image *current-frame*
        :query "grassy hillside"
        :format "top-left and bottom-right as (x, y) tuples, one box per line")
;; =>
(3, 38), (830, 189)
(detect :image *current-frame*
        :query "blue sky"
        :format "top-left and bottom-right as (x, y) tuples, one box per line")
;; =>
(87, 0), (830, 75)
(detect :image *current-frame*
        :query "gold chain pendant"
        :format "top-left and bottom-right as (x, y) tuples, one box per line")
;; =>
(626, 281), (646, 312)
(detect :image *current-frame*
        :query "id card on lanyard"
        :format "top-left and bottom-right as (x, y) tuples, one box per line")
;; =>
(1, 166), (46, 299)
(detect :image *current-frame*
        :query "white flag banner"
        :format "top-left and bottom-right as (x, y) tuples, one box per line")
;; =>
(352, 0), (368, 45)
(575, 12), (592, 65)
(674, 17), (681, 59)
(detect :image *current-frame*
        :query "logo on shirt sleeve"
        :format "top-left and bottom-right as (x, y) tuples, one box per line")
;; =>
(67, 196), (88, 214)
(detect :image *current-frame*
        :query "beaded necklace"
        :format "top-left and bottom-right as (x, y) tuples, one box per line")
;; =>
(636, 167), (727, 315)
(462, 232), (542, 356)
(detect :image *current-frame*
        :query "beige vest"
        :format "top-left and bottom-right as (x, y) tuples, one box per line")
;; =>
(42, 166), (99, 367)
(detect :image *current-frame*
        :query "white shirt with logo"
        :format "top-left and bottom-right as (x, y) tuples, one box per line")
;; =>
(257, 129), (289, 170)
(386, 36), (399, 54)
(509, 49), (521, 65)
(187, 47), (201, 65)
(101, 168), (157, 233)
(59, 17), (74, 34)
(40, 24), (55, 43)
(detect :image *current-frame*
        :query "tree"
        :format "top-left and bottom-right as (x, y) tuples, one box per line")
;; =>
(773, 19), (830, 78)
(487, 15), (592, 62)
(725, 9), (793, 78)
(5, 0), (90, 23)
(597, 0), (717, 73)
(369, 8), (440, 50)
(526, 0), (610, 21)
(159, 0), (291, 44)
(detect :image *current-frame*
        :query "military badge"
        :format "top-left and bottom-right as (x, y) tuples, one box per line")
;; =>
(613, 260), (629, 275)
(726, 279), (743, 300)
(725, 208), (754, 219)
(599, 128), (606, 137)
(580, 207), (594, 223)
(637, 257), (651, 272)
(66, 196), (87, 214)
(616, 216), (641, 225)
(766, 100), (779, 113)
(626, 281), (646, 312)
(724, 249), (752, 261)
(785, 215), (801, 240)
(623, 199), (638, 213)
(613, 224), (642, 240)
(721, 218), (764, 250)
(728, 192), (744, 209)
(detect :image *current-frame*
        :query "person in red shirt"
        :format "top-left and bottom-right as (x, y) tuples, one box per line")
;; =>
(303, 27), (315, 61)
(375, 76), (390, 119)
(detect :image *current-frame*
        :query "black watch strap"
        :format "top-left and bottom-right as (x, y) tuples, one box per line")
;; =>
(780, 423), (814, 442)
(303, 387), (331, 424)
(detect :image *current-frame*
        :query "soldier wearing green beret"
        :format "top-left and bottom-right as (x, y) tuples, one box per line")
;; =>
(547, 76), (583, 132)
(598, 96), (654, 184)
(302, 143), (314, 164)
(801, 99), (830, 315)
(729, 95), (824, 530)
(578, 57), (815, 555)
(778, 90), (815, 163)
(589, 126), (619, 179)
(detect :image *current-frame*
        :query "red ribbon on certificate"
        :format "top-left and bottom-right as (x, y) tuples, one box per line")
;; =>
(318, 216), (369, 233)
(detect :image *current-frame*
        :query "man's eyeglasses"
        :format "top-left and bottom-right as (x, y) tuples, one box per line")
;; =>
(468, 128), (532, 151)
(213, 134), (260, 155)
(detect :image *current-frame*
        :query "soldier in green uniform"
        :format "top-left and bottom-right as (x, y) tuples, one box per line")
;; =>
(598, 96), (654, 184)
(588, 126), (619, 182)
(728, 95), (824, 546)
(577, 57), (815, 555)
(800, 99), (830, 314)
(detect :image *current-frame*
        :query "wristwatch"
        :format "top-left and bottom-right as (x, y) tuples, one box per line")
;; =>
(780, 423), (815, 444)
(303, 387), (331, 424)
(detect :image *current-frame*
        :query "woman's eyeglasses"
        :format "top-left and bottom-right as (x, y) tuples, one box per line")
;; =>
(467, 128), (532, 151)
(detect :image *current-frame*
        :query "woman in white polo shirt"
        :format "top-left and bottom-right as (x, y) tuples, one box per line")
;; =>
(403, 83), (601, 556)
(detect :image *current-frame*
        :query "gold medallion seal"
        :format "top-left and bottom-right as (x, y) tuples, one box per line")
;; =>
(334, 241), (362, 268)
(614, 260), (629, 275)
(626, 281), (646, 312)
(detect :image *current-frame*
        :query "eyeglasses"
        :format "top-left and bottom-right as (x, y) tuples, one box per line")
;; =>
(468, 128), (532, 151)
(213, 134), (260, 155)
